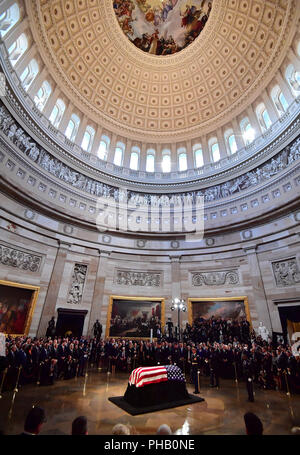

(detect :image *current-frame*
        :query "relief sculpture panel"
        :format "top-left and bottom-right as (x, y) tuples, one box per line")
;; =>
(272, 258), (300, 287)
(192, 270), (239, 286)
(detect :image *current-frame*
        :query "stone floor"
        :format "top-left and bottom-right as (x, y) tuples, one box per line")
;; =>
(0, 369), (299, 435)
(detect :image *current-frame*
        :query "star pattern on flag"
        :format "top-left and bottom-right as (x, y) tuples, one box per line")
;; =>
(165, 365), (185, 382)
(129, 365), (185, 387)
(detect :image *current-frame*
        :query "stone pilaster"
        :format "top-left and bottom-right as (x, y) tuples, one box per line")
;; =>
(243, 246), (273, 332)
(88, 250), (110, 336)
(169, 255), (182, 330)
(37, 241), (71, 337)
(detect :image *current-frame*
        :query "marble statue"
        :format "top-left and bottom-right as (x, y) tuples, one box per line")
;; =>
(257, 322), (269, 341)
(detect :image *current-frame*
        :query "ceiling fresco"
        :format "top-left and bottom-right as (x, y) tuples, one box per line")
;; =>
(113, 0), (213, 55)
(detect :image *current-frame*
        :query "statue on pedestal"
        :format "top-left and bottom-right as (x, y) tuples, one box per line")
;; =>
(257, 322), (269, 342)
(46, 317), (56, 338)
(93, 319), (102, 340)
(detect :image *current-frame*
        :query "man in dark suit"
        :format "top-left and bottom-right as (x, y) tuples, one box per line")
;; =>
(166, 318), (173, 340)
(171, 342), (180, 366)
(20, 406), (46, 435)
(57, 341), (67, 378)
(178, 342), (187, 373)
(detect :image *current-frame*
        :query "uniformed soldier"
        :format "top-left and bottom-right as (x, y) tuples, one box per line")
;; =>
(191, 347), (200, 394)
(209, 347), (220, 388)
(242, 352), (255, 402)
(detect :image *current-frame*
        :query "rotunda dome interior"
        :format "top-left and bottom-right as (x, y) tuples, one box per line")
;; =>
(1, 0), (299, 182)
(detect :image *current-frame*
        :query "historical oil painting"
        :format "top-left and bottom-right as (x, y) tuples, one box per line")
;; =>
(188, 297), (251, 325)
(113, 0), (213, 55)
(0, 281), (39, 336)
(107, 296), (165, 338)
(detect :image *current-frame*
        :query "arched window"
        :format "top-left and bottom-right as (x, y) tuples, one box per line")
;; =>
(34, 80), (52, 111)
(240, 117), (255, 145)
(262, 109), (272, 129)
(49, 98), (65, 128)
(81, 126), (95, 152)
(19, 59), (39, 91)
(208, 138), (220, 162)
(193, 145), (204, 167)
(0, 3), (20, 38)
(114, 142), (125, 166)
(256, 103), (272, 132)
(98, 135), (110, 160)
(161, 149), (171, 173)
(285, 64), (300, 95)
(224, 130), (238, 154)
(228, 135), (238, 154)
(211, 143), (220, 162)
(146, 149), (155, 172)
(271, 85), (289, 115)
(8, 33), (28, 66)
(129, 147), (139, 170)
(178, 147), (187, 171)
(65, 114), (80, 141)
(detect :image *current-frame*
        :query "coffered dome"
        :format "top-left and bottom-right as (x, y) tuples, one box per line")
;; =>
(27, 0), (297, 142)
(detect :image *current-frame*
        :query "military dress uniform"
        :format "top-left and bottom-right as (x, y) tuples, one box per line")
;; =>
(191, 349), (200, 394)
(209, 348), (220, 388)
(242, 355), (255, 402)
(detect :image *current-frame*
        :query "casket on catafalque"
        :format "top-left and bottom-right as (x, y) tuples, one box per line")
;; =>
(109, 365), (205, 415)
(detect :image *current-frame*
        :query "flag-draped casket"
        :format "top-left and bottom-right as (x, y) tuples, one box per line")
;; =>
(124, 365), (189, 407)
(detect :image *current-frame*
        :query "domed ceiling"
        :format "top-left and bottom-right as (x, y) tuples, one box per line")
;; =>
(113, 0), (212, 56)
(28, 0), (296, 142)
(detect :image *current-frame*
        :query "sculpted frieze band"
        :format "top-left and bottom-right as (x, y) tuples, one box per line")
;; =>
(0, 242), (42, 272)
(1, 104), (300, 207)
(192, 270), (239, 286)
(115, 270), (161, 287)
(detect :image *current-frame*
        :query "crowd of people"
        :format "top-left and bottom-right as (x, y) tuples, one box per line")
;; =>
(109, 314), (161, 338)
(0, 316), (299, 396)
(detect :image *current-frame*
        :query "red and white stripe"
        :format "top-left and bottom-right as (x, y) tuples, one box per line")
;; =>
(129, 366), (168, 388)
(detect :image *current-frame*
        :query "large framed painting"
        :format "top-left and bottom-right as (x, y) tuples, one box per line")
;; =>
(106, 296), (165, 339)
(187, 296), (251, 326)
(0, 280), (39, 336)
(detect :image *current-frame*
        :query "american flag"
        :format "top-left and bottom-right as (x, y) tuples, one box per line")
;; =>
(129, 365), (185, 388)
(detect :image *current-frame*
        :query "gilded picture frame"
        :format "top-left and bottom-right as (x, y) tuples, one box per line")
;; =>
(0, 280), (40, 337)
(187, 296), (251, 327)
(106, 295), (165, 339)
